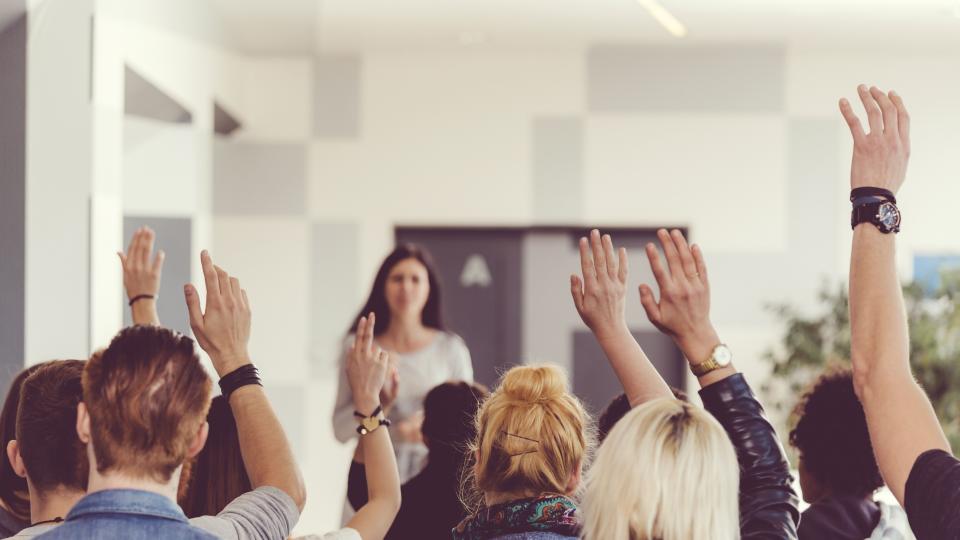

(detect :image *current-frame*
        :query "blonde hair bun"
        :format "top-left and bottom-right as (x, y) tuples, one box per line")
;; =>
(500, 365), (569, 403)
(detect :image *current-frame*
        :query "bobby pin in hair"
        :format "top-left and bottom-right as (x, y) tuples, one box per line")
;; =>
(500, 430), (540, 457)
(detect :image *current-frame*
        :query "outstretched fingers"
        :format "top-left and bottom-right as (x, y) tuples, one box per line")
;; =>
(839, 98), (866, 143)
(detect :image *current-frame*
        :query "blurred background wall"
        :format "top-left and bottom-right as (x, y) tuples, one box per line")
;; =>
(4, 0), (960, 533)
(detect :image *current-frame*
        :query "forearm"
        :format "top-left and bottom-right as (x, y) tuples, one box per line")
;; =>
(850, 224), (948, 502)
(348, 427), (401, 540)
(229, 384), (307, 511)
(130, 299), (160, 326)
(595, 325), (672, 406)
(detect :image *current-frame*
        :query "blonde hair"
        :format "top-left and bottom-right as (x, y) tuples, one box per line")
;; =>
(582, 398), (740, 540)
(467, 364), (593, 506)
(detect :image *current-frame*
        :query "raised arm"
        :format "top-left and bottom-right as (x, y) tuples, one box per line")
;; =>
(640, 229), (799, 539)
(345, 313), (402, 540)
(119, 226), (164, 326)
(184, 250), (307, 512)
(841, 85), (949, 503)
(570, 229), (672, 406)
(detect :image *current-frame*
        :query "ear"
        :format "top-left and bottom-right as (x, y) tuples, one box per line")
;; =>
(76, 402), (91, 444)
(186, 421), (209, 459)
(565, 459), (583, 495)
(6, 440), (26, 479)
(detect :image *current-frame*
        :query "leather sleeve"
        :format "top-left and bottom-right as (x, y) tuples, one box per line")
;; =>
(700, 373), (800, 539)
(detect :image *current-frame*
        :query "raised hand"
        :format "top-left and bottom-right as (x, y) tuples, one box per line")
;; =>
(640, 229), (720, 365)
(839, 85), (910, 194)
(184, 250), (252, 377)
(570, 229), (630, 339)
(349, 313), (390, 415)
(119, 227), (164, 326)
(379, 360), (400, 413)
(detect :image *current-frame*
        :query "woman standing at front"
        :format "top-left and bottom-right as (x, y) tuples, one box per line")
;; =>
(333, 244), (474, 482)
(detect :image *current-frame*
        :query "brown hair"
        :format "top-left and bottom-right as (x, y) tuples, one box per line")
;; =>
(83, 326), (211, 482)
(16, 360), (88, 493)
(0, 363), (47, 520)
(179, 396), (250, 517)
(468, 365), (593, 506)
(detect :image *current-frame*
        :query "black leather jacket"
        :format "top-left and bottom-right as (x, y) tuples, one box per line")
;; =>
(700, 373), (800, 539)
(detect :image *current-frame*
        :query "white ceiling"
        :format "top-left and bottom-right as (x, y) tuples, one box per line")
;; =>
(205, 0), (960, 54)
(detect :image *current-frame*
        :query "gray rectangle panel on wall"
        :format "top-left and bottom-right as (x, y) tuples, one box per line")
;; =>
(588, 45), (785, 112)
(0, 2), (27, 394)
(788, 118), (839, 258)
(310, 222), (360, 377)
(532, 117), (583, 222)
(314, 55), (360, 138)
(573, 329), (684, 415)
(213, 140), (307, 215)
(123, 217), (192, 337)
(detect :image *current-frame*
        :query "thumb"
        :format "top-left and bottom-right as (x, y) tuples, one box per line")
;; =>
(184, 284), (204, 332)
(638, 284), (662, 326)
(570, 275), (585, 314)
(153, 250), (166, 273)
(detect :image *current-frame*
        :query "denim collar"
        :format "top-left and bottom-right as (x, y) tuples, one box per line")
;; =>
(66, 489), (188, 523)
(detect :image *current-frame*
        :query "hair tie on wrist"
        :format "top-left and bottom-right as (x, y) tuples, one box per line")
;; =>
(128, 294), (155, 306)
(219, 364), (262, 401)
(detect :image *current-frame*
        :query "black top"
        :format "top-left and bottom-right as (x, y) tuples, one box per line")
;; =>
(906, 449), (960, 539)
(700, 373), (801, 539)
(797, 496), (880, 540)
(349, 453), (469, 540)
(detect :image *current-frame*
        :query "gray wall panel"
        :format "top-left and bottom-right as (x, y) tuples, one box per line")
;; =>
(313, 55), (361, 138)
(309, 222), (360, 377)
(532, 117), (583, 222)
(122, 217), (192, 337)
(0, 2), (26, 394)
(588, 45), (786, 112)
(213, 140), (307, 215)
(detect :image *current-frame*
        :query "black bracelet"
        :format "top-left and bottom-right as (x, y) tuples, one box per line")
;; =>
(128, 294), (155, 306)
(353, 404), (383, 419)
(219, 364), (262, 401)
(850, 187), (896, 205)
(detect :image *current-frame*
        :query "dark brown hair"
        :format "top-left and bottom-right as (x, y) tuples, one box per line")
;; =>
(789, 367), (883, 498)
(16, 360), (88, 493)
(179, 396), (251, 517)
(349, 244), (446, 336)
(422, 381), (489, 460)
(0, 363), (47, 520)
(83, 326), (212, 482)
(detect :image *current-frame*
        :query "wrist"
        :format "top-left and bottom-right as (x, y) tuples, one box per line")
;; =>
(676, 325), (722, 365)
(592, 321), (632, 344)
(353, 395), (380, 416)
(211, 352), (252, 378)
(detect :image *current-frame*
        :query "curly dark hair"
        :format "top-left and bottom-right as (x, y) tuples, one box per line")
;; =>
(789, 367), (883, 497)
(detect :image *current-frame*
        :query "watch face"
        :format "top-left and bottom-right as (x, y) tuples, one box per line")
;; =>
(877, 202), (901, 231)
(712, 345), (732, 367)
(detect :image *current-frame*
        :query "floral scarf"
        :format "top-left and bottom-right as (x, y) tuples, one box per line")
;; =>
(452, 495), (580, 540)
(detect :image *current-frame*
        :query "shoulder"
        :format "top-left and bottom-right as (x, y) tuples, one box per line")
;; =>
(190, 487), (299, 540)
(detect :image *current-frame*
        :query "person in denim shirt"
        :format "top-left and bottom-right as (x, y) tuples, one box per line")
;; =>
(38, 249), (305, 539)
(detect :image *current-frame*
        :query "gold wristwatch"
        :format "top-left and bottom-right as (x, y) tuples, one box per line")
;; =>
(690, 344), (733, 377)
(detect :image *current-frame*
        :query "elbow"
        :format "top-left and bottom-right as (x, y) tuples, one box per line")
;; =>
(387, 487), (402, 518)
(289, 480), (308, 513)
(850, 351), (875, 404)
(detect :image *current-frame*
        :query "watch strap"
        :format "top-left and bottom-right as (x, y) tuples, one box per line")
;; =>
(690, 357), (719, 377)
(851, 201), (900, 233)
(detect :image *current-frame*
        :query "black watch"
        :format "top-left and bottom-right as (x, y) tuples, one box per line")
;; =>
(851, 201), (901, 233)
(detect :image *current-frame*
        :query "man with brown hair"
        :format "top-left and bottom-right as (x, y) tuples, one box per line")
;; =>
(4, 360), (87, 538)
(35, 249), (305, 539)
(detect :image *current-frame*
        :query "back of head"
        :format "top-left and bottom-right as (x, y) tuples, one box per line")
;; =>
(790, 367), (882, 499)
(83, 326), (212, 482)
(582, 398), (740, 540)
(597, 388), (688, 443)
(0, 363), (48, 520)
(179, 396), (250, 517)
(17, 360), (88, 494)
(470, 365), (592, 503)
(422, 381), (489, 460)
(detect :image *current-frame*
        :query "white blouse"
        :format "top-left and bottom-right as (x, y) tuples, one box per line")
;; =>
(332, 331), (474, 482)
